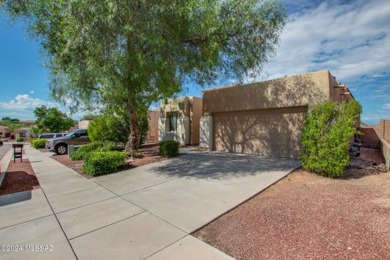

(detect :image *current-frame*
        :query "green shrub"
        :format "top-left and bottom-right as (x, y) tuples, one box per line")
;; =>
(102, 141), (118, 152)
(88, 109), (149, 147)
(70, 142), (101, 160)
(31, 138), (46, 149)
(301, 100), (362, 178)
(70, 141), (118, 160)
(88, 115), (130, 144)
(159, 140), (179, 157)
(17, 137), (24, 142)
(82, 151), (126, 176)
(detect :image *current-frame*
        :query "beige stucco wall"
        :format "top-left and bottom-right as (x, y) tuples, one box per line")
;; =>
(159, 97), (189, 144)
(203, 70), (332, 115)
(159, 97), (190, 118)
(159, 96), (202, 145)
(372, 120), (390, 171)
(380, 140), (390, 171)
(78, 120), (91, 129)
(146, 110), (159, 144)
(374, 119), (390, 141)
(201, 70), (358, 157)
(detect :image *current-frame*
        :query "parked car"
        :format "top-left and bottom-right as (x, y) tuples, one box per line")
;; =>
(43, 133), (67, 149)
(38, 133), (66, 139)
(47, 129), (90, 155)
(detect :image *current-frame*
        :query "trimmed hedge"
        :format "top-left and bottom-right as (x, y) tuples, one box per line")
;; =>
(70, 141), (118, 160)
(82, 151), (126, 176)
(301, 100), (362, 178)
(159, 140), (179, 157)
(17, 137), (24, 142)
(31, 138), (46, 149)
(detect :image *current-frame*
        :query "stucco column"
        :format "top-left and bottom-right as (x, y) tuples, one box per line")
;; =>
(183, 117), (190, 145)
(158, 117), (166, 142)
(199, 116), (213, 150)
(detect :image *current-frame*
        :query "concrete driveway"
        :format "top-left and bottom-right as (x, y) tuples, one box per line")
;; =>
(0, 147), (299, 259)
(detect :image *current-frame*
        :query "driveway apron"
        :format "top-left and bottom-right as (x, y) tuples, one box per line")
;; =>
(0, 146), (299, 259)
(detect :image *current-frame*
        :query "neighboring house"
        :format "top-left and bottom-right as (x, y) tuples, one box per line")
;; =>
(159, 96), (202, 145)
(13, 127), (31, 141)
(145, 110), (159, 144)
(1, 125), (32, 140)
(200, 70), (356, 158)
(0, 125), (10, 139)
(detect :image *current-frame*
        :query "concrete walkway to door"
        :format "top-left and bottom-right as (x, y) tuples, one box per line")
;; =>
(0, 146), (300, 259)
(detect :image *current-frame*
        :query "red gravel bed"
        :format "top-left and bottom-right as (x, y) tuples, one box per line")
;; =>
(194, 152), (390, 259)
(0, 159), (40, 196)
(359, 147), (385, 164)
(195, 170), (390, 259)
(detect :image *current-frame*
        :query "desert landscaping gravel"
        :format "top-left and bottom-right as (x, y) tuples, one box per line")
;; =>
(0, 158), (40, 196)
(195, 151), (390, 259)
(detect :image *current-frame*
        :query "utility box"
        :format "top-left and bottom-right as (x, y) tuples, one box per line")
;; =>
(68, 145), (81, 159)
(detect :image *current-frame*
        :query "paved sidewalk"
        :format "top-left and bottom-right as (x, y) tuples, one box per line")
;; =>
(0, 146), (299, 259)
(0, 144), (12, 161)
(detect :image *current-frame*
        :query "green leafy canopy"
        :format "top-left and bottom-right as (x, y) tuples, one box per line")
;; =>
(33, 105), (75, 133)
(3, 0), (288, 153)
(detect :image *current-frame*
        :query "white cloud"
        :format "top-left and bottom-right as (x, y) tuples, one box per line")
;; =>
(257, 0), (390, 81)
(0, 94), (56, 110)
(0, 94), (63, 120)
(243, 0), (390, 125)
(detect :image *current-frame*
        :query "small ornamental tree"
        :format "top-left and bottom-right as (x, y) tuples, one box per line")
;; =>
(88, 115), (130, 144)
(301, 100), (362, 178)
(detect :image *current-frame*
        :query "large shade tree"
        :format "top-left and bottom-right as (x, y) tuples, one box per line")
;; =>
(3, 0), (288, 155)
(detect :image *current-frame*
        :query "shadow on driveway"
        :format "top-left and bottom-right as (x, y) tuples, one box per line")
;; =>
(151, 152), (300, 180)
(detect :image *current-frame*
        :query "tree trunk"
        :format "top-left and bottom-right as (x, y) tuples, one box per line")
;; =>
(125, 108), (141, 157)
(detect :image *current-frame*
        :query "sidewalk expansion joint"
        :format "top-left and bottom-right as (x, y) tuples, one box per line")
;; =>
(40, 183), (79, 259)
(68, 210), (147, 241)
(54, 196), (119, 215)
(0, 213), (54, 231)
(117, 177), (179, 197)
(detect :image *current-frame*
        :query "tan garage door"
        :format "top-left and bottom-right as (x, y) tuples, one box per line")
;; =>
(213, 106), (308, 158)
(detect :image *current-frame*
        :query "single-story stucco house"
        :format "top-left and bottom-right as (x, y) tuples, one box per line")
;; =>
(13, 127), (31, 140)
(158, 96), (202, 145)
(0, 125), (10, 139)
(199, 70), (356, 158)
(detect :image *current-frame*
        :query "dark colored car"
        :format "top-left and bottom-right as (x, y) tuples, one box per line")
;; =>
(47, 129), (90, 155)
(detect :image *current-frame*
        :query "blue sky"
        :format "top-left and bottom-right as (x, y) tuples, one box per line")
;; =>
(0, 0), (389, 124)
